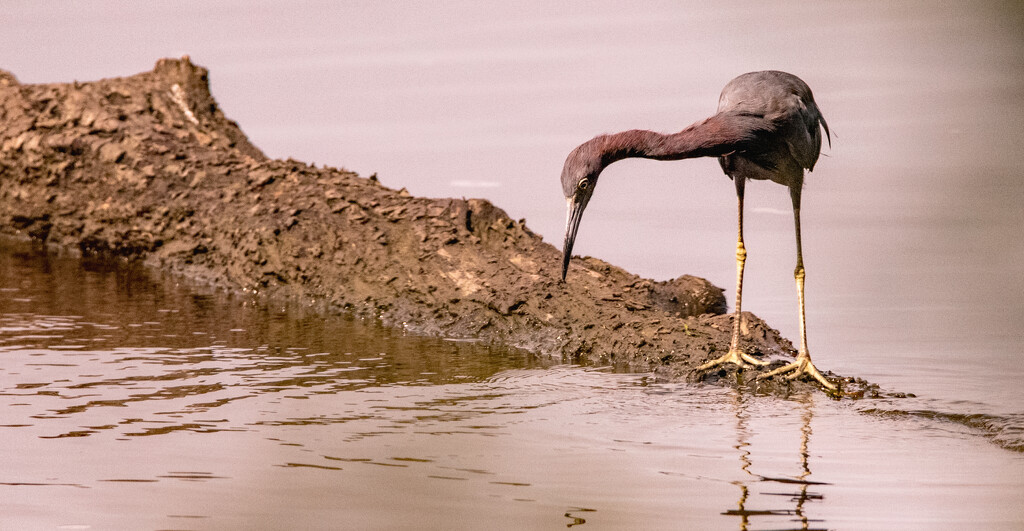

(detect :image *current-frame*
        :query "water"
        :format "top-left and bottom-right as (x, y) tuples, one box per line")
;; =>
(2, 1), (1024, 528)
(1, 245), (1022, 530)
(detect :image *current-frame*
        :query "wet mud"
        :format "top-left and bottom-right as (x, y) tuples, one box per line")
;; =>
(0, 57), (872, 394)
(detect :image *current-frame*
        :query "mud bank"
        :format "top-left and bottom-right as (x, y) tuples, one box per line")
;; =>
(0, 58), (869, 393)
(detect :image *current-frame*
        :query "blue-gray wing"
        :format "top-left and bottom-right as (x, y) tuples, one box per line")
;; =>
(718, 71), (830, 171)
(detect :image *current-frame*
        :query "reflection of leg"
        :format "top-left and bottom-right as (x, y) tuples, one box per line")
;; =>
(699, 177), (766, 371)
(727, 390), (754, 528)
(795, 398), (813, 526)
(757, 186), (835, 390)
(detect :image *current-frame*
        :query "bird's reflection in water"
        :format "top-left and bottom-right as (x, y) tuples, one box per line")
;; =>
(724, 391), (829, 531)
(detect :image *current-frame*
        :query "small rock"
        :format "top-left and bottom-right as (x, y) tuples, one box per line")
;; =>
(96, 117), (121, 133)
(164, 162), (183, 176)
(249, 169), (274, 187)
(79, 108), (98, 128)
(189, 171), (207, 187)
(97, 142), (126, 164)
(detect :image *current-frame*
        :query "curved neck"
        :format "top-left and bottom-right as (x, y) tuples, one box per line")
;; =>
(595, 112), (767, 167)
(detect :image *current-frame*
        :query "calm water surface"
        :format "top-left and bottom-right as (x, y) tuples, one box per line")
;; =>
(2, 1), (1024, 528)
(1, 249), (1022, 530)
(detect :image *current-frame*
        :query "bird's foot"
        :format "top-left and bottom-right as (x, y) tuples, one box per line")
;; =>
(698, 349), (768, 372)
(757, 353), (837, 391)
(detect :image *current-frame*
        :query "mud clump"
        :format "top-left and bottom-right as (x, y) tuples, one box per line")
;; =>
(0, 57), (853, 392)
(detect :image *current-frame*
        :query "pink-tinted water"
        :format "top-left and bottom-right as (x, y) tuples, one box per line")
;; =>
(1, 246), (1021, 530)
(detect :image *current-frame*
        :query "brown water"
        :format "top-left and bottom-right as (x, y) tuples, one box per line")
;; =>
(1, 249), (1022, 530)
(3, 1), (1024, 528)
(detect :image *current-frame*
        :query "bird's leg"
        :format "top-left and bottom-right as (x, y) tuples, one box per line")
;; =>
(699, 177), (766, 371)
(757, 186), (836, 390)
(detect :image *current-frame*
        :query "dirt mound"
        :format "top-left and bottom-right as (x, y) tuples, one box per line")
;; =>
(0, 57), (866, 393)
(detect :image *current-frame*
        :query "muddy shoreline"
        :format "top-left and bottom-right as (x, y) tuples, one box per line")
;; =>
(0, 57), (873, 394)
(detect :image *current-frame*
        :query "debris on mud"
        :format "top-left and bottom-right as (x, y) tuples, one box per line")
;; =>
(0, 57), (863, 393)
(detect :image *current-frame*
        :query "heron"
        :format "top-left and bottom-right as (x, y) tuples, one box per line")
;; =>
(559, 70), (835, 390)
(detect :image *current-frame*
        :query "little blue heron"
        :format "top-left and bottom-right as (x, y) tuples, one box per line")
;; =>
(559, 70), (835, 390)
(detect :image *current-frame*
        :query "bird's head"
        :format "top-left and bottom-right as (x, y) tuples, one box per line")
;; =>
(560, 141), (605, 282)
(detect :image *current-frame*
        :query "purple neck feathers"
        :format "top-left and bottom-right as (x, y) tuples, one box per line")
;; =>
(594, 112), (769, 167)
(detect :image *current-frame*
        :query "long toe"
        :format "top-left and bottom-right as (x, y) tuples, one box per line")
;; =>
(698, 349), (768, 371)
(758, 358), (836, 391)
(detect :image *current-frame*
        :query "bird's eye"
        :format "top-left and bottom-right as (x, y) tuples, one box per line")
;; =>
(577, 179), (590, 191)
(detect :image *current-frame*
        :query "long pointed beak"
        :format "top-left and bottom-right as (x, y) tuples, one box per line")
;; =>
(562, 197), (586, 281)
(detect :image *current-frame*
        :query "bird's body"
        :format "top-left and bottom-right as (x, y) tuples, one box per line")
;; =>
(716, 71), (828, 187)
(560, 70), (835, 390)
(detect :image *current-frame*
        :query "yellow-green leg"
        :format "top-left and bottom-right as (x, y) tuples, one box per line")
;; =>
(757, 186), (836, 390)
(699, 177), (766, 371)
